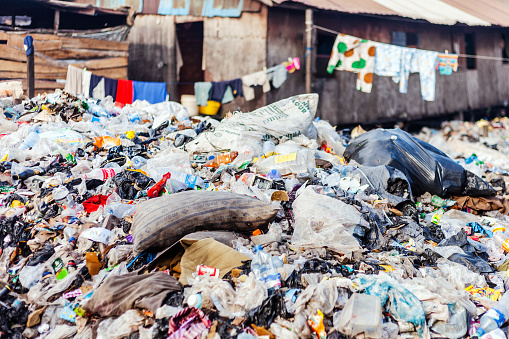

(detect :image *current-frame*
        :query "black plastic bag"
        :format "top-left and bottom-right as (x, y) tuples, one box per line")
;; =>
(344, 128), (495, 197)
(244, 291), (288, 328)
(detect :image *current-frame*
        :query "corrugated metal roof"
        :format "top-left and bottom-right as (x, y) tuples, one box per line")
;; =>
(274, 0), (506, 26)
(273, 0), (397, 15)
(441, 0), (509, 27)
(372, 0), (490, 26)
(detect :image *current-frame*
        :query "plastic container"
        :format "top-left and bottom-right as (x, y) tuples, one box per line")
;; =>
(52, 186), (76, 210)
(131, 156), (147, 170)
(337, 293), (383, 338)
(476, 290), (509, 337)
(181, 95), (199, 117)
(198, 100), (221, 115)
(254, 149), (315, 175)
(493, 230), (509, 252)
(251, 244), (281, 291)
(83, 168), (119, 181)
(19, 130), (40, 150)
(204, 152), (238, 168)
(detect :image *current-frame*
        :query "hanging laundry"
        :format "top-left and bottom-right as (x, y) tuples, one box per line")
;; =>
(373, 42), (403, 77)
(116, 79), (133, 106)
(374, 43), (438, 101)
(194, 82), (212, 106)
(90, 74), (105, 99)
(132, 81), (168, 104)
(241, 71), (270, 101)
(209, 79), (243, 103)
(327, 34), (377, 93)
(284, 57), (301, 73)
(64, 65), (83, 96)
(104, 77), (118, 100)
(82, 70), (92, 98)
(393, 49), (438, 101)
(437, 53), (459, 75)
(267, 64), (288, 89)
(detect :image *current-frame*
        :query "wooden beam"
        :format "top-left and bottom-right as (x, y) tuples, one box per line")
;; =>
(71, 57), (128, 70)
(44, 48), (128, 60)
(7, 37), (63, 52)
(92, 67), (128, 79)
(0, 60), (67, 73)
(0, 71), (67, 80)
(61, 37), (129, 51)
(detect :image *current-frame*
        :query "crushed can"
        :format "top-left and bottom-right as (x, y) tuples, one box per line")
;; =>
(196, 264), (219, 278)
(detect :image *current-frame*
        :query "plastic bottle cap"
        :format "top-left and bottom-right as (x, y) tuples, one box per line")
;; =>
(188, 294), (202, 308)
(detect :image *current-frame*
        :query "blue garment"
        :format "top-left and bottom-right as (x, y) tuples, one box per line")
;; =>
(132, 81), (168, 104)
(209, 79), (243, 102)
(374, 43), (438, 101)
(267, 64), (288, 89)
(194, 82), (212, 106)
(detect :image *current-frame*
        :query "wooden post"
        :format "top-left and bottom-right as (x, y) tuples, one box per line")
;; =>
(305, 9), (313, 93)
(54, 10), (60, 32)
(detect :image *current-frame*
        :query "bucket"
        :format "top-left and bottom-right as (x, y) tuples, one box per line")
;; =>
(181, 95), (199, 117)
(198, 100), (221, 115)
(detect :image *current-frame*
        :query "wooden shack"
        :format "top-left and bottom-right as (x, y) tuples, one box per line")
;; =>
(0, 0), (130, 96)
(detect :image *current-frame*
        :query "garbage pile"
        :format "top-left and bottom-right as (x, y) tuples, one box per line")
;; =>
(2, 90), (509, 339)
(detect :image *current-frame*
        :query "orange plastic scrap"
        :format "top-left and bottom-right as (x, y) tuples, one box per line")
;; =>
(93, 136), (122, 149)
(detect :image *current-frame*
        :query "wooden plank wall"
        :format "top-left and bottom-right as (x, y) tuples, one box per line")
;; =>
(127, 15), (178, 100)
(0, 31), (128, 96)
(268, 9), (509, 126)
(203, 5), (268, 113)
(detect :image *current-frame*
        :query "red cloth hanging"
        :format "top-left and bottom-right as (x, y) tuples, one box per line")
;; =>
(116, 79), (133, 106)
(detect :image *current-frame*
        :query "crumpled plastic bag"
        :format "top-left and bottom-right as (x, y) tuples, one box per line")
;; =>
(354, 273), (427, 337)
(291, 186), (365, 253)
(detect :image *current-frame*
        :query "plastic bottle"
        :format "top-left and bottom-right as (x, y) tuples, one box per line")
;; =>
(480, 328), (509, 339)
(52, 186), (76, 210)
(83, 168), (119, 181)
(493, 230), (509, 252)
(131, 156), (147, 169)
(19, 130), (40, 150)
(63, 226), (78, 246)
(12, 166), (46, 181)
(263, 140), (276, 155)
(170, 170), (207, 189)
(204, 152), (238, 168)
(251, 245), (281, 291)
(476, 290), (509, 337)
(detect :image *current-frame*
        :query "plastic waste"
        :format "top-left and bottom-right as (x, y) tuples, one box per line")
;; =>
(336, 293), (383, 339)
(251, 244), (282, 291)
(476, 290), (509, 337)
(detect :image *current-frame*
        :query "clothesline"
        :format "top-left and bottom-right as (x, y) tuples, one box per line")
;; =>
(313, 24), (509, 63)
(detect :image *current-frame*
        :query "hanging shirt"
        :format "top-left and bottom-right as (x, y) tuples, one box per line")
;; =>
(104, 77), (118, 100)
(267, 64), (288, 89)
(374, 42), (402, 77)
(241, 71), (270, 101)
(327, 34), (377, 93)
(437, 53), (459, 75)
(90, 74), (104, 99)
(394, 49), (438, 101)
(116, 79), (133, 105)
(132, 81), (168, 104)
(375, 43), (438, 101)
(64, 65), (83, 96)
(82, 70), (92, 98)
(194, 82), (212, 106)
(209, 79), (243, 103)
